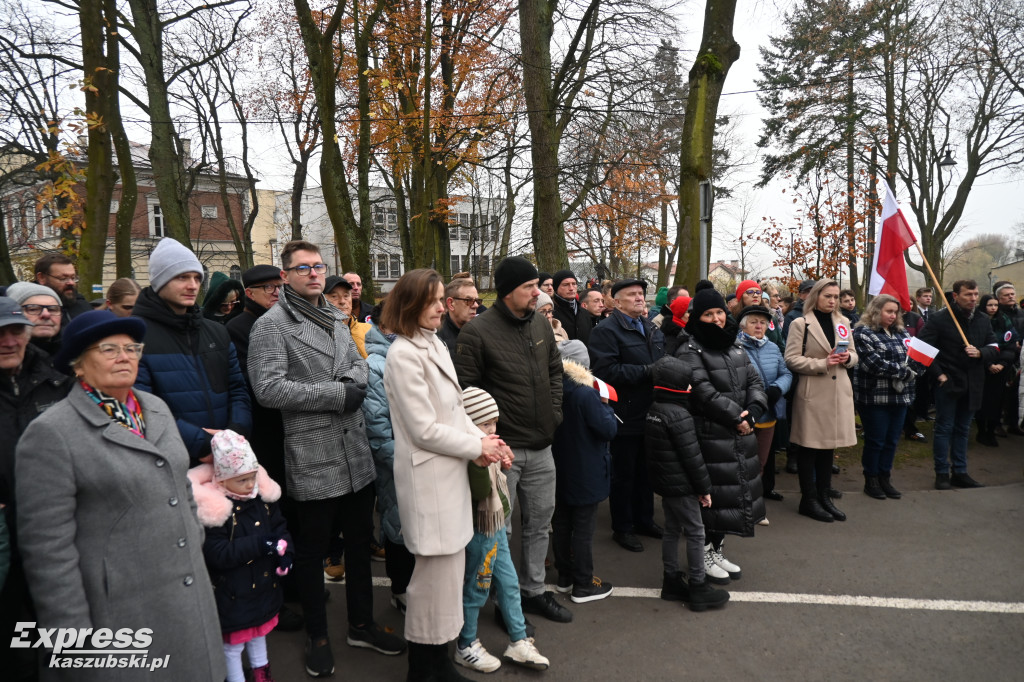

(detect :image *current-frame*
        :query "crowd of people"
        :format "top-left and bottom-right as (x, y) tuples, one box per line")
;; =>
(1, 242), (1022, 681)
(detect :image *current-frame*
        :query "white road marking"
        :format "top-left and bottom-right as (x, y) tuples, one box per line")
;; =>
(354, 578), (1024, 614)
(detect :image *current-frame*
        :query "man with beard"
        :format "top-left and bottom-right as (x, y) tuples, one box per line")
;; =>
(33, 253), (92, 320)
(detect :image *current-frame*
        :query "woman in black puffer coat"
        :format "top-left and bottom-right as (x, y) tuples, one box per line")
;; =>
(674, 288), (766, 585)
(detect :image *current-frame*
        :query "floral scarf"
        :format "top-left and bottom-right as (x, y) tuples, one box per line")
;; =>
(80, 380), (146, 438)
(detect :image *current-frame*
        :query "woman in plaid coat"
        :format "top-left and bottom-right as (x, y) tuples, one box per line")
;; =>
(852, 294), (922, 501)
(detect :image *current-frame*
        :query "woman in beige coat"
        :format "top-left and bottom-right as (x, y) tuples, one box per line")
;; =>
(784, 279), (859, 523)
(382, 268), (505, 681)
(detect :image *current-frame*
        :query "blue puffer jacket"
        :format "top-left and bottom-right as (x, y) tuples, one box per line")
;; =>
(739, 332), (793, 422)
(551, 359), (618, 506)
(363, 326), (403, 545)
(134, 287), (252, 465)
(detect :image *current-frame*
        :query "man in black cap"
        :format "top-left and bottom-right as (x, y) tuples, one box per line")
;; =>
(227, 265), (285, 374)
(782, 279), (816, 340)
(455, 256), (571, 625)
(0, 297), (74, 678)
(551, 269), (592, 343)
(343, 271), (374, 323)
(588, 278), (666, 552)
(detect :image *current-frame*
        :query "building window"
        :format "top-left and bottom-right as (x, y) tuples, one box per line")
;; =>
(201, 205), (218, 219)
(229, 265), (241, 281)
(110, 200), (119, 213)
(389, 254), (402, 279)
(150, 204), (166, 238)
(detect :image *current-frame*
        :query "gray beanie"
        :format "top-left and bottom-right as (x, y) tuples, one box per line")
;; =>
(558, 339), (590, 368)
(149, 238), (203, 292)
(6, 282), (60, 306)
(536, 291), (554, 310)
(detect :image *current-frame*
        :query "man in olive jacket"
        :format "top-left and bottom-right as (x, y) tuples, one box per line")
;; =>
(455, 256), (571, 624)
(918, 279), (998, 489)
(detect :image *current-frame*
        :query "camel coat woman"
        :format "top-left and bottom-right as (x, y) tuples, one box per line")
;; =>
(384, 328), (483, 644)
(785, 280), (859, 450)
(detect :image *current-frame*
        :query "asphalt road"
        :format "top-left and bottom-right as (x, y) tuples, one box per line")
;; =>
(267, 440), (1024, 681)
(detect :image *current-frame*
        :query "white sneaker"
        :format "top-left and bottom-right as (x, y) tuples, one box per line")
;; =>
(703, 547), (731, 584)
(757, 517), (770, 526)
(455, 639), (501, 673)
(709, 542), (742, 579)
(503, 638), (550, 670)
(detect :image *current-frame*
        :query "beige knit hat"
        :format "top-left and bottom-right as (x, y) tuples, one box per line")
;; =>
(462, 386), (499, 425)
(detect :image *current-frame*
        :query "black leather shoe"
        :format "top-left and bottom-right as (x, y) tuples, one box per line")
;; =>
(612, 531), (644, 552)
(521, 591), (573, 623)
(635, 523), (664, 539)
(935, 473), (951, 490)
(819, 493), (847, 522)
(878, 474), (902, 499)
(950, 472), (985, 488)
(494, 604), (535, 638)
(831, 464), (841, 474)
(863, 476), (886, 500)
(827, 487), (843, 499)
(764, 489), (784, 502)
(798, 497), (833, 523)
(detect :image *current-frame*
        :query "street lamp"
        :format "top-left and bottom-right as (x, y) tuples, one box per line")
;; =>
(938, 144), (956, 168)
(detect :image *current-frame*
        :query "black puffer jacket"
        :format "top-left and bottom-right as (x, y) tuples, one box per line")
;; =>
(455, 300), (563, 449)
(674, 321), (766, 537)
(645, 356), (711, 499)
(588, 309), (666, 435)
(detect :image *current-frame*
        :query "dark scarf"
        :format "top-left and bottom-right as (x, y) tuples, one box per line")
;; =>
(80, 380), (146, 438)
(284, 284), (335, 338)
(687, 318), (739, 350)
(813, 309), (836, 347)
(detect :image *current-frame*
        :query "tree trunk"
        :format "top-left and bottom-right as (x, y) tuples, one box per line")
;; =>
(77, 0), (116, 296)
(519, 0), (567, 271)
(674, 0), (739, 287)
(353, 0), (383, 301)
(844, 67), (860, 301)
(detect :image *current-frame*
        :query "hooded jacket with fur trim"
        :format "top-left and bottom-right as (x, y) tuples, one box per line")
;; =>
(551, 359), (618, 506)
(189, 463), (292, 634)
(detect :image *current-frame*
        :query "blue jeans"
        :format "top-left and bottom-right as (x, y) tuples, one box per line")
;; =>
(932, 385), (972, 474)
(459, 531), (526, 647)
(858, 403), (908, 476)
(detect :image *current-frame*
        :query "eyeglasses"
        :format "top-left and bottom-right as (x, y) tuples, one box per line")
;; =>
(219, 300), (239, 313)
(451, 296), (483, 307)
(744, 289), (761, 296)
(539, 308), (554, 317)
(21, 304), (62, 316)
(283, 263), (328, 276)
(45, 274), (78, 284)
(252, 283), (283, 294)
(87, 342), (145, 359)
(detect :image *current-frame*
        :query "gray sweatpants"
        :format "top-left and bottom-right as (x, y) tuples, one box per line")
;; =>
(661, 495), (706, 582)
(504, 445), (556, 598)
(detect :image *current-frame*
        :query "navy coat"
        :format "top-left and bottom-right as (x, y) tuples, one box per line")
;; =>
(551, 360), (618, 506)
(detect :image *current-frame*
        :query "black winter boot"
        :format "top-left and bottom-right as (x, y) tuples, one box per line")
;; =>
(687, 577), (729, 612)
(878, 472), (902, 499)
(798, 496), (834, 522)
(818, 485), (847, 522)
(661, 570), (690, 602)
(863, 475), (886, 499)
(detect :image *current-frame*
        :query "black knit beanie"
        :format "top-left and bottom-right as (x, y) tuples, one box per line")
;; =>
(688, 288), (728, 322)
(495, 256), (539, 299)
(551, 269), (577, 292)
(694, 279), (715, 293)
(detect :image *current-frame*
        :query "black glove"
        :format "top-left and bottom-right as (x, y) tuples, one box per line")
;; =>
(260, 535), (279, 556)
(766, 386), (782, 407)
(342, 382), (367, 412)
(277, 553), (294, 576)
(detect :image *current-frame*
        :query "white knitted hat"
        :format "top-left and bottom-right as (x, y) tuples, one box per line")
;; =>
(462, 386), (499, 425)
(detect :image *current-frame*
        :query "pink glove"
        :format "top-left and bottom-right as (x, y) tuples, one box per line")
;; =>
(275, 539), (292, 576)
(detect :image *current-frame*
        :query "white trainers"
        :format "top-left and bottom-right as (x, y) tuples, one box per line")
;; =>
(703, 546), (731, 584)
(503, 637), (550, 670)
(455, 639), (502, 673)
(757, 517), (770, 526)
(708, 542), (742, 579)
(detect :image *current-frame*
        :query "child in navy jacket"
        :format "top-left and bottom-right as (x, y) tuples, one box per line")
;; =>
(190, 430), (293, 682)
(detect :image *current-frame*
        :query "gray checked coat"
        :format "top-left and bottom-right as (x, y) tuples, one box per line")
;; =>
(248, 291), (375, 501)
(15, 386), (225, 681)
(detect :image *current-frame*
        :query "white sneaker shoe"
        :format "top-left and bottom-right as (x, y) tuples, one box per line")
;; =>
(708, 542), (742, 579)
(703, 546), (731, 584)
(455, 639), (501, 673)
(757, 517), (770, 526)
(503, 637), (550, 670)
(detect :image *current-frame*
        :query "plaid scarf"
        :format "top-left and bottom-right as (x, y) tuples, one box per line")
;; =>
(284, 284), (335, 338)
(80, 380), (146, 438)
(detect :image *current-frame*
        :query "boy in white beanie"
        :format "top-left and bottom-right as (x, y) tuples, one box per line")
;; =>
(456, 387), (550, 674)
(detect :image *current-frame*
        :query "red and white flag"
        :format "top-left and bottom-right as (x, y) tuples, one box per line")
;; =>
(594, 378), (618, 402)
(868, 179), (917, 311)
(907, 336), (939, 367)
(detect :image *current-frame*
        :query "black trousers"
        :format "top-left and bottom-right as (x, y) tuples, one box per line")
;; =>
(609, 436), (655, 533)
(796, 445), (834, 497)
(384, 537), (416, 596)
(292, 483), (376, 638)
(552, 501), (599, 587)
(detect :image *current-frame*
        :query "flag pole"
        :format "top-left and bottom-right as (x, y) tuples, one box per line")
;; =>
(911, 241), (969, 347)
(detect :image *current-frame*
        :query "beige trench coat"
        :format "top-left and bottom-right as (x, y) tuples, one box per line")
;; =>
(384, 328), (482, 557)
(785, 281), (860, 450)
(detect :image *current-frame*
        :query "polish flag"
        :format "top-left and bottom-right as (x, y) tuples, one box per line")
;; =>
(868, 179), (917, 310)
(594, 378), (618, 402)
(907, 336), (939, 367)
